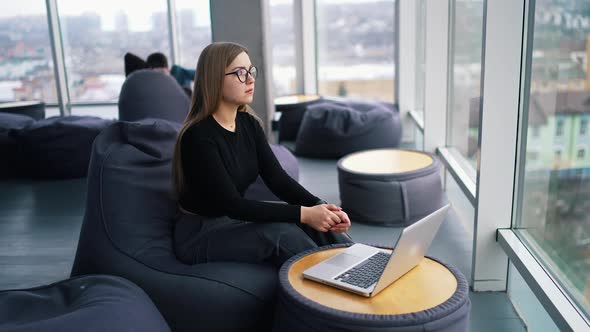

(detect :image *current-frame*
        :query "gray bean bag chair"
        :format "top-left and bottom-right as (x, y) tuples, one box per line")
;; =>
(71, 119), (278, 332)
(0, 113), (34, 178)
(0, 275), (170, 332)
(277, 97), (398, 143)
(119, 69), (190, 123)
(277, 97), (325, 142)
(295, 103), (402, 159)
(273, 244), (470, 332)
(13, 116), (114, 179)
(244, 144), (299, 201)
(0, 101), (45, 120)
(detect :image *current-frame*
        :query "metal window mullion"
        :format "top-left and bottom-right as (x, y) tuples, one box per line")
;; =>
(394, 0), (400, 103)
(167, 0), (180, 66)
(472, 0), (526, 291)
(423, 0), (450, 152)
(512, 0), (536, 242)
(437, 147), (477, 204)
(45, 0), (70, 116)
(294, 0), (317, 95)
(398, 0), (418, 145)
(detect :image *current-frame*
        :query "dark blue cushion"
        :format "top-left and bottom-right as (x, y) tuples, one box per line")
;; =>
(71, 119), (278, 332)
(13, 116), (114, 179)
(0, 275), (170, 332)
(0, 101), (45, 121)
(0, 113), (34, 178)
(119, 70), (190, 123)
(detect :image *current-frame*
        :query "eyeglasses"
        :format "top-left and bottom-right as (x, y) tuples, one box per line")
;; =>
(225, 66), (258, 83)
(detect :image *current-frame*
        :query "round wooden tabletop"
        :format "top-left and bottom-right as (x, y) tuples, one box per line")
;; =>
(287, 247), (458, 315)
(274, 94), (321, 105)
(339, 149), (433, 174)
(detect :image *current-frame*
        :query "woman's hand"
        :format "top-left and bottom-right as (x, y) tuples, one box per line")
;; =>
(326, 206), (351, 233)
(301, 204), (342, 232)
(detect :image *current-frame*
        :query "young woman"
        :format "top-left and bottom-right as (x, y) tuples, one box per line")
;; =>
(172, 42), (352, 267)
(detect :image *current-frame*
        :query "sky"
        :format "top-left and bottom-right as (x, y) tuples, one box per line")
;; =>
(0, 0), (393, 31)
(0, 0), (211, 31)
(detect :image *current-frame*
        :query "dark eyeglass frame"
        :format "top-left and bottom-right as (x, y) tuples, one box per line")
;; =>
(225, 66), (258, 83)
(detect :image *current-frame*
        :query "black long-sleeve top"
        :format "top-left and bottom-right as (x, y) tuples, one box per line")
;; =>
(179, 111), (322, 223)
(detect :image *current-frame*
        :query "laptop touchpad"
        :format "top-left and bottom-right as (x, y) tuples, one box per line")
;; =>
(325, 254), (361, 268)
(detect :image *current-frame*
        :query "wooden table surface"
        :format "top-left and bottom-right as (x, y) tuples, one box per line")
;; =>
(274, 94), (321, 105)
(288, 247), (457, 315)
(339, 149), (433, 174)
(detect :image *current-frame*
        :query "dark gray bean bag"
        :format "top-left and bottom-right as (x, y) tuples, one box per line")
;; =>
(0, 101), (45, 121)
(0, 113), (34, 178)
(273, 244), (470, 332)
(119, 69), (190, 123)
(295, 103), (402, 159)
(277, 97), (398, 143)
(277, 97), (325, 142)
(0, 275), (170, 332)
(244, 144), (299, 201)
(12, 116), (114, 179)
(338, 150), (446, 226)
(71, 119), (278, 332)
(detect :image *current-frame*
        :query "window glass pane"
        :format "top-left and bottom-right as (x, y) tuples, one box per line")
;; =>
(415, 0), (426, 114)
(0, 1), (57, 103)
(175, 0), (211, 70)
(448, 0), (484, 168)
(270, 0), (296, 97)
(58, 0), (170, 104)
(518, 0), (590, 316)
(316, 0), (396, 102)
(508, 262), (559, 331)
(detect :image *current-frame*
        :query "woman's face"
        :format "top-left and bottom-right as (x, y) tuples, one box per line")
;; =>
(222, 52), (255, 106)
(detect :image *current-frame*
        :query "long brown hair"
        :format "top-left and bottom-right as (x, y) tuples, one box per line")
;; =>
(172, 42), (250, 200)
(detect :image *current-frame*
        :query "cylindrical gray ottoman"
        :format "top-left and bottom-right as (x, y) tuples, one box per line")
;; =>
(273, 244), (470, 332)
(338, 149), (446, 226)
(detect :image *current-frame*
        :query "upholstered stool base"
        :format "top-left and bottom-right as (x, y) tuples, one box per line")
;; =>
(338, 149), (446, 226)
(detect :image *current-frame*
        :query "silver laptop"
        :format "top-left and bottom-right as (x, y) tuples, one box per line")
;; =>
(303, 204), (450, 297)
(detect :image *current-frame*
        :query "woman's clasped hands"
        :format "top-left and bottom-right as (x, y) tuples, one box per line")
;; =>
(301, 204), (351, 233)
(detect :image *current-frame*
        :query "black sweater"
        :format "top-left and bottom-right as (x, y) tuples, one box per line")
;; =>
(179, 111), (321, 223)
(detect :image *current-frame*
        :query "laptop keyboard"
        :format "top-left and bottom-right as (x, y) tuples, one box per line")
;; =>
(335, 251), (391, 289)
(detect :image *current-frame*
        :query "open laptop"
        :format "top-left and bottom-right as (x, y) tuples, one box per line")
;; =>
(303, 204), (450, 297)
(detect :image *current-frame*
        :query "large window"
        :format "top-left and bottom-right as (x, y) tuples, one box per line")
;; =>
(517, 0), (590, 316)
(0, 0), (57, 103)
(175, 0), (211, 70)
(316, 0), (396, 102)
(447, 0), (485, 167)
(270, 0), (296, 97)
(57, 0), (170, 103)
(415, 0), (426, 113)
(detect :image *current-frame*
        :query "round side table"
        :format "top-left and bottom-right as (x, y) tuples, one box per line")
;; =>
(338, 148), (446, 226)
(273, 244), (470, 332)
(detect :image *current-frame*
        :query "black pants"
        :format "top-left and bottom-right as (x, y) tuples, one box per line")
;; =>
(174, 211), (353, 267)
